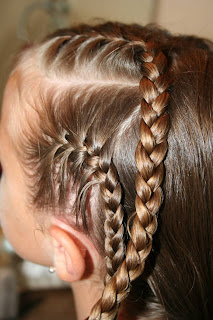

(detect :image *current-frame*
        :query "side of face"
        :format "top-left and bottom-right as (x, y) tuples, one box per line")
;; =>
(0, 71), (53, 266)
(0, 65), (103, 289)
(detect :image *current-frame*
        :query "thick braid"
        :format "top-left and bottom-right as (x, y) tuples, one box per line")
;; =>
(88, 45), (171, 320)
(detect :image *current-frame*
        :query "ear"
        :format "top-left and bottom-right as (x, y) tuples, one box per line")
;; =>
(49, 219), (100, 283)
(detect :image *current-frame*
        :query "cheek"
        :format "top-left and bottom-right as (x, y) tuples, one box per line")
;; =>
(0, 177), (29, 256)
(0, 178), (53, 266)
(0, 176), (12, 239)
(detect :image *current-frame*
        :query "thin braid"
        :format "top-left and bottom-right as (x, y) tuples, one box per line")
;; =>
(63, 132), (127, 281)
(82, 144), (127, 281)
(31, 29), (170, 320)
(88, 45), (171, 320)
(97, 159), (126, 281)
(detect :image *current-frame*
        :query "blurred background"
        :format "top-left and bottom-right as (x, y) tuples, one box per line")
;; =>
(0, 0), (213, 319)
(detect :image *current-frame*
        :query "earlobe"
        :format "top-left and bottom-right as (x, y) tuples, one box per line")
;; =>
(50, 225), (86, 283)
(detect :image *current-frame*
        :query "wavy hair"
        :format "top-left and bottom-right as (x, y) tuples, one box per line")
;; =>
(13, 23), (213, 320)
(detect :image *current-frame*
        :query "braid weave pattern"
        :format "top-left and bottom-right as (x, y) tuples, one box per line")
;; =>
(88, 44), (171, 320)
(97, 159), (126, 281)
(18, 22), (213, 320)
(28, 29), (171, 320)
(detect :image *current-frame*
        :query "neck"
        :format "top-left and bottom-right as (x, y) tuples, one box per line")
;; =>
(71, 280), (137, 320)
(71, 279), (103, 320)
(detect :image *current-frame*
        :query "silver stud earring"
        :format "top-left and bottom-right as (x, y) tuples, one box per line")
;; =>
(49, 266), (56, 274)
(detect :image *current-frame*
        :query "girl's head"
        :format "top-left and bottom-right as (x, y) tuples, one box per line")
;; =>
(0, 22), (212, 320)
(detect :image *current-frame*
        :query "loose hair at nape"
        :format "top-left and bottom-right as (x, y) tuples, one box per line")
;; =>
(14, 23), (213, 320)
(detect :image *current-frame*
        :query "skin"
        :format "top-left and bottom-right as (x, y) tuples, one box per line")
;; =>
(0, 71), (103, 320)
(0, 72), (53, 266)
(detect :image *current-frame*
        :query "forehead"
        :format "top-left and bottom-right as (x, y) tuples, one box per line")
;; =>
(0, 72), (24, 179)
(0, 59), (41, 150)
(0, 71), (20, 141)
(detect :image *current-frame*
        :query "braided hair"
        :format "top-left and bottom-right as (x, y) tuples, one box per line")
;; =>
(14, 23), (213, 320)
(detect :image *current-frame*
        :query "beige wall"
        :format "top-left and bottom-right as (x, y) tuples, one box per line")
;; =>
(155, 0), (213, 38)
(68, 0), (155, 24)
(66, 0), (213, 39)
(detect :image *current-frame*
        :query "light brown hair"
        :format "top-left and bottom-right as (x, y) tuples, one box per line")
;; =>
(13, 23), (213, 319)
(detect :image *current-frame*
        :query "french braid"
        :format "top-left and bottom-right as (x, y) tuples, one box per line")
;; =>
(77, 140), (127, 281)
(58, 127), (127, 282)
(15, 22), (213, 320)
(17, 24), (171, 320)
(88, 44), (171, 320)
